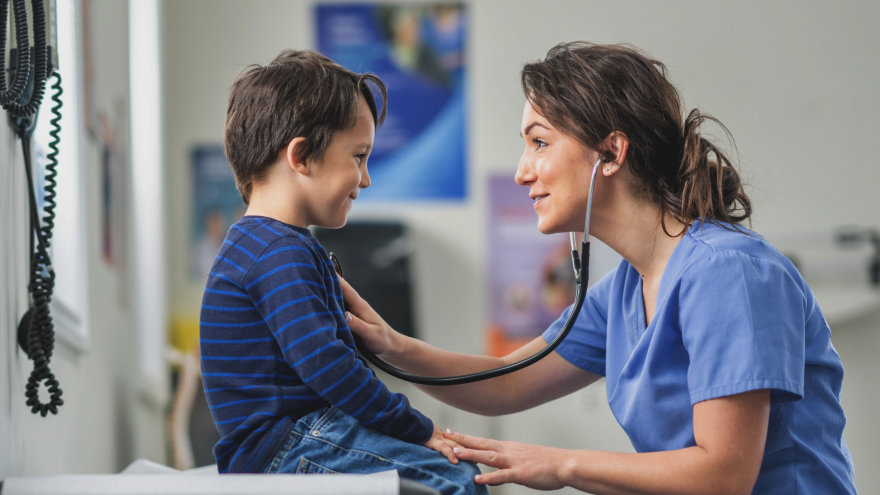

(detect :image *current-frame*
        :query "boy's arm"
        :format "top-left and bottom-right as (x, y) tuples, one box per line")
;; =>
(248, 240), (433, 445)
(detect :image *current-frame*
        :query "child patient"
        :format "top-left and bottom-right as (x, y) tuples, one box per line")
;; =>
(199, 50), (484, 494)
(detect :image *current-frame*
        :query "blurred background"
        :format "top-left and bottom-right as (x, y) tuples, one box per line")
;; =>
(1, 1), (878, 494)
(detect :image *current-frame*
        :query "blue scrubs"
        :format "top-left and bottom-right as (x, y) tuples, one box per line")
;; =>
(543, 220), (857, 493)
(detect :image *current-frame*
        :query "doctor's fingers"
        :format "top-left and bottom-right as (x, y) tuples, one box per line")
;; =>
(453, 444), (568, 491)
(338, 276), (384, 323)
(337, 276), (368, 309)
(343, 305), (395, 356)
(473, 468), (520, 487)
(446, 432), (509, 467)
(452, 444), (507, 470)
(474, 463), (567, 490)
(448, 430), (570, 490)
(449, 446), (535, 487)
(444, 430), (500, 450)
(343, 311), (380, 344)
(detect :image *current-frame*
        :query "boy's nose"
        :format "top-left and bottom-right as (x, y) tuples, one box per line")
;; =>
(360, 166), (371, 188)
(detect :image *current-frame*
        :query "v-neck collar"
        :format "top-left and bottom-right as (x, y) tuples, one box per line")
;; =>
(625, 221), (700, 339)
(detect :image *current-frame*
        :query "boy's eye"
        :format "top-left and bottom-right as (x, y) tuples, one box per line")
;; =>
(355, 153), (367, 163)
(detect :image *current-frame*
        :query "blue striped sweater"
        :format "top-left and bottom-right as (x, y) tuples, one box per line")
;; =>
(199, 216), (433, 473)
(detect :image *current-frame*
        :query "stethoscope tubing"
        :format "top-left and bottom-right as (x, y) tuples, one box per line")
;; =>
(348, 158), (603, 385)
(357, 242), (588, 385)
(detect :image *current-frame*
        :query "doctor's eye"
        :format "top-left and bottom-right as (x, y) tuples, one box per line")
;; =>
(533, 138), (547, 150)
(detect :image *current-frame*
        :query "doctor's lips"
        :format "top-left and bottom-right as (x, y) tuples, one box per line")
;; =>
(530, 193), (549, 206)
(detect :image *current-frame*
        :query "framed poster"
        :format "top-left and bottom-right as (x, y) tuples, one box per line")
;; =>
(485, 175), (576, 356)
(315, 3), (467, 201)
(190, 146), (244, 279)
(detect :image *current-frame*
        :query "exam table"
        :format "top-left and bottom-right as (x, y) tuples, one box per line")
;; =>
(0, 459), (439, 495)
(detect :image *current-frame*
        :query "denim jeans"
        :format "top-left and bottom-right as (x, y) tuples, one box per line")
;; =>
(265, 407), (487, 495)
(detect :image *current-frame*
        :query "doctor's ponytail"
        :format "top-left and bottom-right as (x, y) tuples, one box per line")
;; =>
(674, 109), (751, 231)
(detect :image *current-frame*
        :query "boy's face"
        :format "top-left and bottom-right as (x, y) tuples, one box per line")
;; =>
(305, 96), (375, 228)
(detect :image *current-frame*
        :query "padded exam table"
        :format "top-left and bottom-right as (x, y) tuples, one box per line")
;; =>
(0, 459), (439, 495)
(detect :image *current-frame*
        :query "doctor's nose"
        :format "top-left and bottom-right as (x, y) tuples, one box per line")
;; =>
(515, 154), (535, 186)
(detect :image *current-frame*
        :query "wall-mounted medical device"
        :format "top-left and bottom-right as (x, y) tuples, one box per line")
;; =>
(836, 226), (880, 287)
(2, 0), (64, 416)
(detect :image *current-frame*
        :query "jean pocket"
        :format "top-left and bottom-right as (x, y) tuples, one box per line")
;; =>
(296, 457), (339, 474)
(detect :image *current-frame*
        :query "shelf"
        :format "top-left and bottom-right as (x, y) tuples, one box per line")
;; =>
(811, 285), (880, 327)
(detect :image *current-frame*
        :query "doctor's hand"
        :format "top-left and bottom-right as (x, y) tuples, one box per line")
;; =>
(444, 429), (570, 491)
(338, 276), (399, 357)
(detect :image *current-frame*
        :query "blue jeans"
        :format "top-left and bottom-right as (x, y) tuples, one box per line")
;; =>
(265, 407), (487, 495)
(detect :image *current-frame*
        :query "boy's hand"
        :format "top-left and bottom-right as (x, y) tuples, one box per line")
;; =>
(424, 424), (462, 464)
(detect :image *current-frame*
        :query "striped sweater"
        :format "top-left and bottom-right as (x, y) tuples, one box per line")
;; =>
(199, 215), (433, 473)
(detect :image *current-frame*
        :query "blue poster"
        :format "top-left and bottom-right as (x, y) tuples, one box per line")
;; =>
(315, 3), (467, 201)
(190, 146), (245, 279)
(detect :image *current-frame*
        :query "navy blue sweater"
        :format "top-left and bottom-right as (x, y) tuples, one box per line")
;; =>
(199, 216), (433, 473)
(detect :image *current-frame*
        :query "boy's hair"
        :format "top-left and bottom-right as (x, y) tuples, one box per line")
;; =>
(224, 50), (388, 204)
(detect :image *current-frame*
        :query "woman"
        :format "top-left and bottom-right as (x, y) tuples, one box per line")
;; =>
(341, 42), (857, 494)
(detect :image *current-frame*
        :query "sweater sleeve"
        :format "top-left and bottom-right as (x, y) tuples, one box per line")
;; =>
(246, 236), (433, 444)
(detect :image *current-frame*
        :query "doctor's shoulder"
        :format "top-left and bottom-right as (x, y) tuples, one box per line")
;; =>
(676, 222), (804, 285)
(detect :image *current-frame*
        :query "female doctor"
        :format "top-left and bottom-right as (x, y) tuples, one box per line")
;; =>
(341, 42), (857, 494)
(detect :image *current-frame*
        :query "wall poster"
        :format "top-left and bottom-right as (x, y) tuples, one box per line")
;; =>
(485, 175), (577, 357)
(190, 146), (244, 280)
(315, 3), (467, 201)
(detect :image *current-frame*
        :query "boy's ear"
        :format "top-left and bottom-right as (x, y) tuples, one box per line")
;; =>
(285, 137), (310, 175)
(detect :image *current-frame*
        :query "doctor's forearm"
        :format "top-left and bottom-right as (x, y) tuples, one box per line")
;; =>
(384, 336), (597, 416)
(381, 335), (522, 414)
(558, 447), (758, 495)
(558, 391), (768, 495)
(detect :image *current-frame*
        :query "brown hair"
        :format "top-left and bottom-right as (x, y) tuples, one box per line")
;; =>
(521, 42), (751, 234)
(224, 50), (387, 204)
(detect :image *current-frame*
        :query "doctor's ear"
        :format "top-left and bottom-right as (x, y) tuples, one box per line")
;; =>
(285, 137), (310, 174)
(599, 131), (630, 175)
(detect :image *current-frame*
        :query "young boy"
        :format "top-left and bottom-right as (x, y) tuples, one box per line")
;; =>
(199, 50), (484, 494)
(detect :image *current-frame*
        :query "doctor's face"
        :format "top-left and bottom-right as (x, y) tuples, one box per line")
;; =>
(516, 102), (597, 234)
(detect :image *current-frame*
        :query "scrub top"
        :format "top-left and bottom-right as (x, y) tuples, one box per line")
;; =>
(543, 220), (856, 494)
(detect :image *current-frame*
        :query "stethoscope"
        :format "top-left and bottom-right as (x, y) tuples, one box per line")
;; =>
(332, 157), (603, 385)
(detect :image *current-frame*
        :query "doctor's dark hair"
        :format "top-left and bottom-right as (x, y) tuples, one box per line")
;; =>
(521, 42), (751, 233)
(224, 49), (387, 204)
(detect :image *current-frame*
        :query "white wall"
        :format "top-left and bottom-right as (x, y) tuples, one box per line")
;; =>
(153, 0), (877, 494)
(0, 0), (166, 478)
(2, 0), (874, 490)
